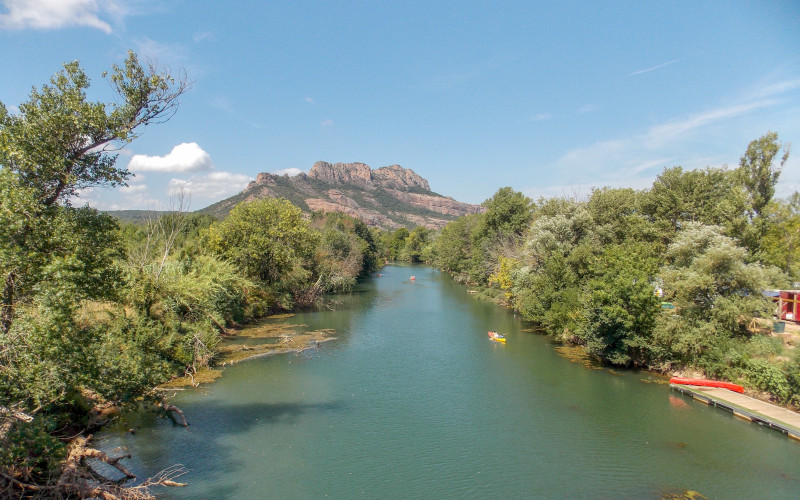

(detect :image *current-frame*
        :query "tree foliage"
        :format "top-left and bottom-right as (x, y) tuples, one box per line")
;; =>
(739, 131), (789, 221)
(760, 193), (800, 277)
(0, 51), (186, 335)
(207, 198), (318, 285)
(578, 242), (661, 365)
(0, 53), (196, 497)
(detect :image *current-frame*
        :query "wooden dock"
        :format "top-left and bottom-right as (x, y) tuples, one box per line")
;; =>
(670, 383), (800, 442)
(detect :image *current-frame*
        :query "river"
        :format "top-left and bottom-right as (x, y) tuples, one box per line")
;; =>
(96, 264), (800, 499)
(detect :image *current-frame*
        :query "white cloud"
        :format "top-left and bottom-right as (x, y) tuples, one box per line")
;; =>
(0, 0), (117, 33)
(167, 172), (252, 201)
(530, 113), (551, 122)
(644, 100), (775, 148)
(628, 59), (681, 77)
(320, 118), (333, 127)
(304, 97), (314, 104)
(273, 168), (303, 177)
(128, 143), (214, 173)
(749, 79), (800, 99)
(120, 184), (147, 194)
(577, 104), (597, 114)
(75, 183), (163, 211)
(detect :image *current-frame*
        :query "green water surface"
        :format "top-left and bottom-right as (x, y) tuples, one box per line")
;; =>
(97, 265), (800, 499)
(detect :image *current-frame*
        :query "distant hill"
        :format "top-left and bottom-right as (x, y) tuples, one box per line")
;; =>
(102, 209), (170, 223)
(199, 162), (485, 229)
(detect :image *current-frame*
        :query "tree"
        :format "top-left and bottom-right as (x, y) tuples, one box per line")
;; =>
(469, 187), (533, 285)
(431, 214), (480, 281)
(1, 51), (186, 207)
(480, 187), (534, 238)
(0, 51), (187, 333)
(586, 187), (657, 245)
(654, 223), (781, 365)
(511, 199), (595, 338)
(738, 132), (791, 253)
(641, 165), (748, 241)
(312, 212), (377, 291)
(0, 53), (188, 497)
(513, 252), (582, 339)
(384, 227), (410, 261)
(739, 131), (790, 221)
(579, 242), (661, 366)
(206, 198), (319, 308)
(401, 226), (430, 263)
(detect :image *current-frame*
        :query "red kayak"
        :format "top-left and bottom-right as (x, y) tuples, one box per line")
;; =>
(669, 377), (744, 393)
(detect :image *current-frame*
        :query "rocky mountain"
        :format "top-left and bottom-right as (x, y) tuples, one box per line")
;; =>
(200, 162), (484, 229)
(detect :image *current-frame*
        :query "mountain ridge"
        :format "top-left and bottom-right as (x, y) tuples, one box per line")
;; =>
(199, 162), (485, 229)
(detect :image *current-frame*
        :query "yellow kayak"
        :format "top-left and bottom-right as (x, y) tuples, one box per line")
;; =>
(488, 331), (506, 343)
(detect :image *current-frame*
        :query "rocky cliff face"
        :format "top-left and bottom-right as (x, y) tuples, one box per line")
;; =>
(372, 164), (430, 191)
(205, 161), (484, 229)
(308, 162), (431, 191)
(385, 189), (483, 216)
(308, 162), (372, 188)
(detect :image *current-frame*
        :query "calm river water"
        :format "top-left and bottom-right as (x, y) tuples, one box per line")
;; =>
(97, 264), (800, 499)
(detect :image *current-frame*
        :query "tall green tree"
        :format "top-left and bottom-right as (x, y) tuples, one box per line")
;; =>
(470, 187), (533, 285)
(206, 198), (319, 308)
(431, 214), (480, 281)
(480, 186), (534, 238)
(586, 187), (657, 245)
(739, 131), (789, 221)
(738, 131), (790, 254)
(384, 227), (410, 261)
(511, 199), (595, 338)
(312, 212), (378, 291)
(401, 226), (430, 263)
(0, 51), (187, 333)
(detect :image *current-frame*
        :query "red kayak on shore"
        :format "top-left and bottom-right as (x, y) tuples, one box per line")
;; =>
(669, 377), (744, 393)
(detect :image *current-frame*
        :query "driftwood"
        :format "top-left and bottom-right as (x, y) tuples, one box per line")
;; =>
(160, 403), (189, 426)
(1, 434), (186, 500)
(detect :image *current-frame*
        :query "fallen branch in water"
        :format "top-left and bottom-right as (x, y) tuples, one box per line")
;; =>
(1, 433), (188, 499)
(160, 403), (189, 426)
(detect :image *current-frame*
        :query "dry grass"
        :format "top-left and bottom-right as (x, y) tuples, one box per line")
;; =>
(159, 368), (223, 388)
(216, 328), (336, 365)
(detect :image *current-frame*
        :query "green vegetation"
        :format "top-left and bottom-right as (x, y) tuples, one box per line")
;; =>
(385, 132), (800, 410)
(0, 55), (381, 498)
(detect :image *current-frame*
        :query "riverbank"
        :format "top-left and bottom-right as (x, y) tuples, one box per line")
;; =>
(159, 314), (337, 389)
(480, 289), (800, 412)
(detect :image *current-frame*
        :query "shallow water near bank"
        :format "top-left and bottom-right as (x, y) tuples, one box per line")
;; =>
(97, 265), (800, 499)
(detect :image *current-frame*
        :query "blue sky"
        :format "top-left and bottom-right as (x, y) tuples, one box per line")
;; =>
(1, 0), (799, 210)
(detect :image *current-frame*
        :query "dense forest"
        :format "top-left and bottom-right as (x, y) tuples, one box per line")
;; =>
(1, 53), (798, 498)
